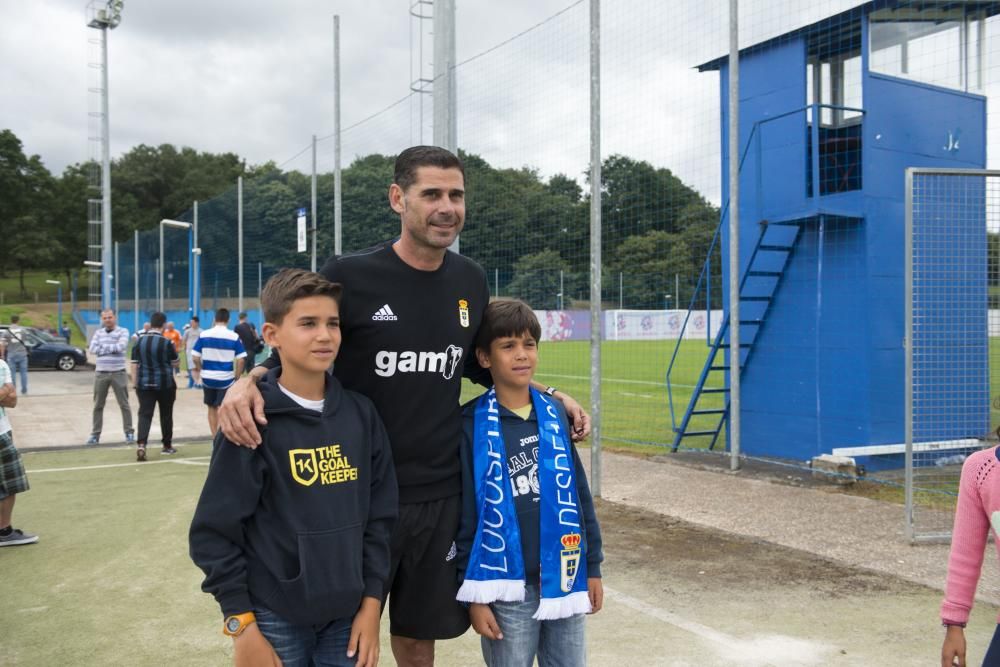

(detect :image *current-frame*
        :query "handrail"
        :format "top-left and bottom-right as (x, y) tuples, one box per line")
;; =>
(664, 103), (866, 432)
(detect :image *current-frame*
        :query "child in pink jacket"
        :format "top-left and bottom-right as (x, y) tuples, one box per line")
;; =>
(941, 446), (1000, 666)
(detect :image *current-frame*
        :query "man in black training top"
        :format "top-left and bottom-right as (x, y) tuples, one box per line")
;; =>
(218, 145), (591, 667)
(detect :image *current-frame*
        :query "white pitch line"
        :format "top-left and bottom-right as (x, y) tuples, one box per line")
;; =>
(603, 586), (833, 666)
(539, 373), (698, 390)
(28, 457), (211, 474)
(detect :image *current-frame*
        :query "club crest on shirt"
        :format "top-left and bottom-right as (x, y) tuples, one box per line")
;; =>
(560, 533), (582, 592)
(458, 299), (470, 328)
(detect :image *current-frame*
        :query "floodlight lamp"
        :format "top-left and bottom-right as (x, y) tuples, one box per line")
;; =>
(84, 260), (103, 267)
(45, 280), (60, 285)
(160, 219), (192, 229)
(192, 247), (202, 255)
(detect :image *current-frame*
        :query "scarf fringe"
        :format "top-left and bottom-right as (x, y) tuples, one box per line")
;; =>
(456, 578), (526, 604)
(532, 591), (592, 620)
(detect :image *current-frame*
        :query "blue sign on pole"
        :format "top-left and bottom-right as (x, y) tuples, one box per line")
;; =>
(296, 208), (307, 252)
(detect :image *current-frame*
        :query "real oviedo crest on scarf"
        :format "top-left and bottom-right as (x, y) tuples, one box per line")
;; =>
(458, 299), (470, 328)
(560, 533), (583, 592)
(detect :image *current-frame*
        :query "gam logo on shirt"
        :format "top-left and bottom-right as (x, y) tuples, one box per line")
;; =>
(374, 345), (463, 379)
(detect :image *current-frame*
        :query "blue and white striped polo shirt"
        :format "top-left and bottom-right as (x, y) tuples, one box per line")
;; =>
(191, 325), (247, 390)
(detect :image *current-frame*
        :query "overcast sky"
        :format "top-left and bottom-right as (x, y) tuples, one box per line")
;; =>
(2, 0), (881, 201)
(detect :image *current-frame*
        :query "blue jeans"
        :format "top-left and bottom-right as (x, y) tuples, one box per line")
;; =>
(8, 355), (27, 394)
(481, 585), (586, 667)
(254, 606), (355, 667)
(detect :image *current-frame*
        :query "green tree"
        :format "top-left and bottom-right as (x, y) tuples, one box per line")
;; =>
(505, 250), (583, 310)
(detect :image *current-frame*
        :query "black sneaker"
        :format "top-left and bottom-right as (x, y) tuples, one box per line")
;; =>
(161, 447), (177, 455)
(136, 447), (147, 462)
(0, 528), (39, 546)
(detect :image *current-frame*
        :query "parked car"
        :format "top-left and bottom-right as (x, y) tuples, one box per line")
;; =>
(0, 325), (87, 371)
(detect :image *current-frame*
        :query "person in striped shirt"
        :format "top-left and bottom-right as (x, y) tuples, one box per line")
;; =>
(191, 309), (246, 436)
(130, 312), (179, 461)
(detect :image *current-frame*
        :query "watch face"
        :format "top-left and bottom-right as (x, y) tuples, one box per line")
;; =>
(226, 617), (241, 634)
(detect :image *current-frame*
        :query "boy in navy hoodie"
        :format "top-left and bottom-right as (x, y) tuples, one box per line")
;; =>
(190, 269), (397, 667)
(456, 299), (603, 666)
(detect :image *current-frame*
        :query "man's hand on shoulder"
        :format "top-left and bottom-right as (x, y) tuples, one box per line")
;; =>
(232, 623), (281, 667)
(218, 373), (268, 448)
(554, 390), (591, 442)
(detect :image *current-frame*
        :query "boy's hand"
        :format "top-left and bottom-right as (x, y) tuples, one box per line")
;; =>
(218, 374), (268, 447)
(941, 625), (966, 666)
(470, 603), (503, 640)
(233, 623), (282, 667)
(348, 597), (381, 667)
(556, 392), (591, 441)
(587, 578), (603, 614)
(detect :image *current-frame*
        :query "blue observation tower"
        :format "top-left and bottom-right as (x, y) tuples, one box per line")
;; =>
(670, 0), (1000, 467)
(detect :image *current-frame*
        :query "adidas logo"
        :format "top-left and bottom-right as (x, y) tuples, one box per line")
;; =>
(372, 304), (398, 321)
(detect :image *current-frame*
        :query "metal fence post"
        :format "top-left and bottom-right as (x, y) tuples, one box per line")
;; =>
(238, 176), (244, 313)
(589, 0), (602, 497)
(311, 134), (318, 272)
(904, 167), (914, 542)
(728, 0), (741, 472)
(333, 15), (342, 257)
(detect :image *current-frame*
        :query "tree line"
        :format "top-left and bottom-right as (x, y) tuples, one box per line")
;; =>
(0, 128), (721, 309)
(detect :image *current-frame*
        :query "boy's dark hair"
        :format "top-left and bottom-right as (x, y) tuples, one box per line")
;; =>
(261, 269), (342, 325)
(215, 308), (230, 324)
(150, 312), (167, 328)
(394, 146), (464, 192)
(475, 299), (542, 352)
(190, 316), (199, 323)
(238, 311), (248, 320)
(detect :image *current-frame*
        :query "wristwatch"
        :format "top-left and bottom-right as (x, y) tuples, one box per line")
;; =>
(544, 386), (557, 397)
(223, 612), (256, 637)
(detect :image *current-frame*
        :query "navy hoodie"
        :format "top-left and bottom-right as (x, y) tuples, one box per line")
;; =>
(189, 368), (397, 626)
(455, 396), (603, 586)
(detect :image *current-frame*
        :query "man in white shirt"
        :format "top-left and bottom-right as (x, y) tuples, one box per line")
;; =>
(86, 309), (134, 445)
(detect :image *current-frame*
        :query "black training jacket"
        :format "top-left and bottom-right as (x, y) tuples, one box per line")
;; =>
(455, 397), (604, 585)
(189, 368), (398, 625)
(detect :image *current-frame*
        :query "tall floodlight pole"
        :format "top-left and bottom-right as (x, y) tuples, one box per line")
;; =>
(87, 0), (123, 311)
(333, 15), (342, 256)
(589, 0), (602, 496)
(433, 0), (458, 252)
(728, 0), (741, 472)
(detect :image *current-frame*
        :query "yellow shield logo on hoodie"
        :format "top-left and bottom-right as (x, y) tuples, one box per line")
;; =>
(289, 449), (319, 486)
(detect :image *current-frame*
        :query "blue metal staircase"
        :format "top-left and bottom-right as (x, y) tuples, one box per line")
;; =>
(668, 218), (803, 451)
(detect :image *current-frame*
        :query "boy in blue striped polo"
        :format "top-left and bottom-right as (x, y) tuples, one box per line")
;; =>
(191, 308), (247, 436)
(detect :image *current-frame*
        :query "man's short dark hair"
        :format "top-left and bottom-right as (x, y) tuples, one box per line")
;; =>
(190, 316), (199, 323)
(150, 312), (166, 328)
(261, 269), (342, 325)
(238, 312), (248, 320)
(394, 145), (464, 192)
(475, 299), (542, 352)
(215, 308), (230, 323)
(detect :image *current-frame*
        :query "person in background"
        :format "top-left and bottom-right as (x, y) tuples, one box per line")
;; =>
(162, 321), (183, 377)
(0, 357), (36, 547)
(59, 321), (72, 343)
(191, 309), (246, 436)
(130, 312), (179, 461)
(940, 441), (1000, 666)
(234, 312), (260, 376)
(86, 309), (134, 446)
(131, 322), (151, 342)
(1, 315), (29, 395)
(182, 316), (203, 389)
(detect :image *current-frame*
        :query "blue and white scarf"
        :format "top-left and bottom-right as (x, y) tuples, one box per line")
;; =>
(457, 386), (591, 620)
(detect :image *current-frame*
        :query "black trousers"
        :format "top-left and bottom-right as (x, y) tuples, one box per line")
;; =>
(135, 386), (176, 447)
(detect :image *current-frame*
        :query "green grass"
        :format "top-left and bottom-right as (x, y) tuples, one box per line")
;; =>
(461, 339), (722, 451)
(0, 269), (79, 303)
(7, 444), (230, 665)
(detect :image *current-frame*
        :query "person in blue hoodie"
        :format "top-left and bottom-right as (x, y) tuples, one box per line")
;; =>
(455, 299), (603, 667)
(189, 269), (397, 667)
